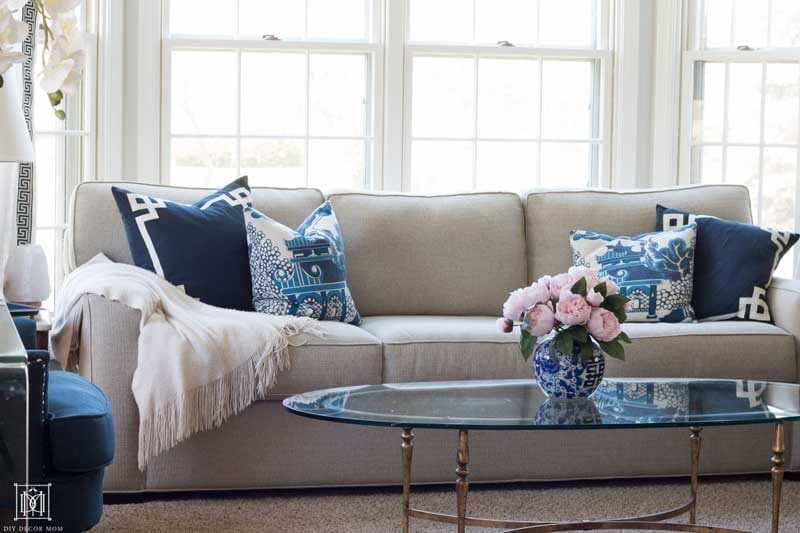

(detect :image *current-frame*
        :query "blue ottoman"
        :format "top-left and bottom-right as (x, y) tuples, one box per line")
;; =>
(46, 370), (115, 531)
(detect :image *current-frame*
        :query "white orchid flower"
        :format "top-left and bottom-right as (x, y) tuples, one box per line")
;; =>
(0, 49), (23, 75)
(40, 0), (81, 15)
(0, 5), (27, 45)
(39, 40), (74, 93)
(39, 14), (86, 94)
(0, 1), (29, 11)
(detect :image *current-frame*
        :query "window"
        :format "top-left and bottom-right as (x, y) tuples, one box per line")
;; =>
(404, 0), (611, 193)
(682, 0), (800, 277)
(163, 0), (381, 190)
(163, 0), (610, 193)
(33, 2), (96, 309)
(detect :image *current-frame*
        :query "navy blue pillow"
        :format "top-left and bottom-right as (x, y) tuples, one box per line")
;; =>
(656, 205), (798, 322)
(112, 177), (254, 311)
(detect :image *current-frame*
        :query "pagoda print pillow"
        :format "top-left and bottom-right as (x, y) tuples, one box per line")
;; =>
(245, 201), (361, 325)
(570, 224), (697, 323)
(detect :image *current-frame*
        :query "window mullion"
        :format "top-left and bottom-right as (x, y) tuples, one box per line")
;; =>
(304, 50), (311, 187)
(756, 62), (767, 225)
(536, 57), (544, 186)
(721, 62), (730, 185)
(472, 55), (479, 190)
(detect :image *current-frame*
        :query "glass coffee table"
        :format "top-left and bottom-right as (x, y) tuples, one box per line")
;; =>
(284, 378), (800, 533)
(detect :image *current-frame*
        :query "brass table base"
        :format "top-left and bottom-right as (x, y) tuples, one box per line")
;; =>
(400, 423), (785, 533)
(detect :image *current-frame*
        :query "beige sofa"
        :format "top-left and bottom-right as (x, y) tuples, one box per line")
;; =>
(67, 183), (800, 493)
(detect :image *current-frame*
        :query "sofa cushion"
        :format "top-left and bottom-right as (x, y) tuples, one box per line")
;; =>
(245, 202), (361, 324)
(361, 316), (796, 383)
(570, 224), (697, 322)
(525, 185), (752, 282)
(361, 316), (529, 382)
(656, 205), (799, 322)
(111, 177), (254, 311)
(70, 181), (324, 268)
(614, 321), (796, 382)
(47, 371), (115, 472)
(327, 192), (527, 316)
(266, 320), (382, 398)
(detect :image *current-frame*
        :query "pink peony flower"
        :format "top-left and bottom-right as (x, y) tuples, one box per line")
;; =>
(586, 286), (604, 307)
(503, 284), (550, 320)
(537, 275), (553, 295)
(520, 282), (550, 308)
(502, 289), (528, 321)
(525, 303), (556, 337)
(586, 307), (621, 342)
(602, 278), (620, 295)
(549, 273), (577, 298)
(555, 293), (592, 326)
(568, 266), (600, 287)
(496, 317), (514, 333)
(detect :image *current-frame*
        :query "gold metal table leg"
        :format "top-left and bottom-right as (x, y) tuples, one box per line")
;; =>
(401, 428), (414, 533)
(689, 427), (702, 524)
(456, 429), (470, 533)
(771, 423), (785, 533)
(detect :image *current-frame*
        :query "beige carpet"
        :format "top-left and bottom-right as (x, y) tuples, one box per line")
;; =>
(95, 476), (799, 532)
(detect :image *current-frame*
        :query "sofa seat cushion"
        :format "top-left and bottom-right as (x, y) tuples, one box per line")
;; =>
(614, 321), (796, 382)
(360, 316), (529, 382)
(361, 316), (796, 384)
(47, 371), (115, 472)
(267, 321), (382, 398)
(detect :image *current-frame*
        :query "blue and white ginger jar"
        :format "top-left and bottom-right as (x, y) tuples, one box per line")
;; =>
(532, 337), (606, 399)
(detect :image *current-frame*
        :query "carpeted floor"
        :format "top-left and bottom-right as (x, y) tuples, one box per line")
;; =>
(95, 476), (799, 532)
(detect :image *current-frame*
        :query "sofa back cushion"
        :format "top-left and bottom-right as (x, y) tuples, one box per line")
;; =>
(327, 192), (527, 316)
(70, 181), (324, 267)
(525, 185), (752, 281)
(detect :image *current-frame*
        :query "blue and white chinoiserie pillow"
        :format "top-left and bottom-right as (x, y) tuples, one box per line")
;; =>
(245, 201), (361, 325)
(570, 224), (697, 323)
(111, 177), (254, 311)
(656, 205), (799, 322)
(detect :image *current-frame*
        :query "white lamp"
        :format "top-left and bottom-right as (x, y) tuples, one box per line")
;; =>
(0, 77), (34, 162)
(0, 76), (37, 304)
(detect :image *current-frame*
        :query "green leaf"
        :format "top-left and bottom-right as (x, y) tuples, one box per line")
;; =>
(617, 331), (632, 344)
(570, 325), (588, 343)
(571, 276), (587, 297)
(519, 330), (536, 361)
(556, 330), (573, 355)
(594, 282), (607, 297)
(48, 90), (63, 107)
(579, 341), (594, 363)
(602, 294), (629, 323)
(599, 339), (625, 361)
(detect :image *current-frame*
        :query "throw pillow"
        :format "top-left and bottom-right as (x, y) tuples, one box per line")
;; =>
(570, 224), (697, 323)
(111, 177), (254, 311)
(656, 205), (799, 322)
(245, 201), (361, 325)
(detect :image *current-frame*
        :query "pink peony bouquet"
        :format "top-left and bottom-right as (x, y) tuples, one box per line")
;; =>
(498, 266), (631, 362)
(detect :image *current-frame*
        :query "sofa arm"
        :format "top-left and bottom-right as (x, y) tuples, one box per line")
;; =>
(767, 277), (800, 382)
(76, 294), (146, 491)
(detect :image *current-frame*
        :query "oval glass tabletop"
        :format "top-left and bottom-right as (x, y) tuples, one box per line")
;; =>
(282, 378), (800, 430)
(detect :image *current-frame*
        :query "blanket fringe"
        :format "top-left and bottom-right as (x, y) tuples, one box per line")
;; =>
(137, 319), (323, 470)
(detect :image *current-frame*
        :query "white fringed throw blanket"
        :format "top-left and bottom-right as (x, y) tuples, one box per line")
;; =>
(52, 259), (322, 470)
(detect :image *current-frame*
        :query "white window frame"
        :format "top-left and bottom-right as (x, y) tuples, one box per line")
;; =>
(159, 0), (385, 190)
(34, 0), (98, 308)
(396, 0), (614, 191)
